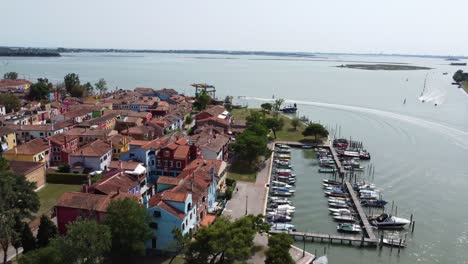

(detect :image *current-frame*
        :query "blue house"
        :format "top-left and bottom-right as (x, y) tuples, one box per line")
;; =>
(155, 88), (178, 102)
(146, 160), (219, 252)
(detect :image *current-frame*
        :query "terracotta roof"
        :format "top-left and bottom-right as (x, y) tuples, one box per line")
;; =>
(8, 160), (44, 176)
(71, 139), (111, 157)
(129, 140), (150, 147)
(91, 170), (138, 195)
(122, 125), (155, 136)
(162, 191), (188, 202)
(159, 201), (185, 219)
(174, 145), (190, 159)
(48, 134), (79, 145)
(134, 87), (155, 94)
(201, 105), (226, 118)
(156, 88), (178, 95)
(56, 192), (111, 212)
(5, 138), (49, 155)
(108, 160), (141, 171)
(191, 132), (229, 152)
(65, 127), (116, 137)
(0, 79), (32, 88)
(108, 134), (127, 148)
(7, 124), (57, 132)
(141, 138), (166, 150)
(103, 110), (150, 119)
(157, 176), (181, 185)
(197, 116), (229, 127)
(0, 127), (15, 136)
(64, 108), (92, 119)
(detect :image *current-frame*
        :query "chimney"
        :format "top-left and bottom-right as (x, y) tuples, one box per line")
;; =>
(87, 175), (91, 186)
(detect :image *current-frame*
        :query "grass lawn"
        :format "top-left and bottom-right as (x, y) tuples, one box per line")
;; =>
(231, 108), (261, 121)
(464, 83), (468, 94)
(37, 184), (81, 216)
(227, 160), (258, 182)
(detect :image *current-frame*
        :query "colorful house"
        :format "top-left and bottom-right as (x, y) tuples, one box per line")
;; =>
(3, 138), (50, 166)
(49, 134), (79, 166)
(0, 127), (17, 154)
(155, 138), (198, 177)
(69, 139), (112, 173)
(8, 160), (46, 190)
(108, 134), (130, 159)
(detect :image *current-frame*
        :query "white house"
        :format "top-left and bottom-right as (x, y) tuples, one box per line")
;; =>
(69, 139), (112, 173)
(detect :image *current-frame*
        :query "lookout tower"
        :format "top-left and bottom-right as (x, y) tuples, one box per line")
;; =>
(191, 83), (216, 99)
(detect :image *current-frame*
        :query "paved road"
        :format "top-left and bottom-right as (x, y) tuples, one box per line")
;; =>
(224, 143), (315, 264)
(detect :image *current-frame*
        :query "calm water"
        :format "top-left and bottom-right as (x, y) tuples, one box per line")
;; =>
(2, 53), (468, 263)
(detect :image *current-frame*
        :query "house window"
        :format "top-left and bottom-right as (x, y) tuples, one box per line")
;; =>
(153, 211), (161, 217)
(176, 161), (181, 168)
(152, 238), (157, 249)
(190, 213), (192, 220)
(187, 203), (192, 211)
(151, 160), (155, 166)
(169, 161), (173, 167)
(39, 132), (44, 137)
(130, 153), (135, 158)
(182, 223), (185, 230)
(164, 160), (168, 167)
(149, 222), (158, 229)
(157, 159), (161, 166)
(164, 151), (170, 157)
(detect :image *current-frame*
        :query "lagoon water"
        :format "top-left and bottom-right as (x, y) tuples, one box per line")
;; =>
(2, 53), (468, 263)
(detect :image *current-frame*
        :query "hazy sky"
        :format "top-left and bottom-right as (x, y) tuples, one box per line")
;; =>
(2, 0), (467, 55)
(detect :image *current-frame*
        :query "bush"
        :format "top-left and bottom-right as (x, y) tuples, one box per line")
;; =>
(57, 164), (70, 173)
(46, 173), (88, 185)
(225, 187), (233, 200)
(226, 178), (237, 188)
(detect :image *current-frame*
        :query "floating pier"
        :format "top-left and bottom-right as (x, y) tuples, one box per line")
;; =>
(344, 181), (377, 242)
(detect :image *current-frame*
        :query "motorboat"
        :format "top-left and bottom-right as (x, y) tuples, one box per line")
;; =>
(271, 181), (294, 188)
(271, 186), (296, 193)
(381, 238), (407, 248)
(361, 199), (387, 207)
(328, 198), (348, 204)
(319, 168), (336, 173)
(271, 190), (294, 197)
(276, 144), (290, 149)
(267, 208), (295, 216)
(328, 202), (349, 209)
(274, 160), (290, 166)
(333, 215), (356, 222)
(329, 208), (352, 214)
(322, 179), (341, 185)
(275, 148), (291, 154)
(275, 172), (296, 177)
(274, 177), (296, 185)
(275, 154), (291, 160)
(267, 215), (292, 223)
(337, 223), (362, 233)
(274, 168), (293, 173)
(269, 197), (291, 204)
(342, 150), (360, 158)
(275, 164), (293, 169)
(325, 190), (347, 198)
(359, 150), (371, 160)
(344, 165), (364, 171)
(302, 144), (313, 149)
(270, 223), (296, 232)
(371, 214), (411, 229)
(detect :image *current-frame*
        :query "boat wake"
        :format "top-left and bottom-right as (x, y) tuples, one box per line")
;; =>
(240, 96), (468, 150)
(418, 72), (447, 105)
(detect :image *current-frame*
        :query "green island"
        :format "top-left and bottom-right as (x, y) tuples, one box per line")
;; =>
(336, 64), (431, 71)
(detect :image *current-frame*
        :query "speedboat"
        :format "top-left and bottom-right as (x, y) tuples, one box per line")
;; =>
(271, 181), (294, 188)
(329, 208), (352, 214)
(337, 223), (362, 233)
(359, 150), (371, 160)
(275, 164), (293, 169)
(361, 199), (388, 207)
(267, 208), (295, 216)
(319, 168), (336, 173)
(333, 215), (356, 222)
(328, 202), (349, 208)
(322, 179), (341, 185)
(271, 186), (296, 193)
(271, 190), (294, 197)
(275, 172), (296, 177)
(276, 204), (295, 211)
(269, 197), (291, 204)
(381, 238), (407, 248)
(276, 144), (290, 149)
(267, 215), (292, 223)
(276, 148), (291, 154)
(342, 150), (360, 158)
(270, 223), (296, 232)
(371, 213), (411, 229)
(275, 154), (291, 160)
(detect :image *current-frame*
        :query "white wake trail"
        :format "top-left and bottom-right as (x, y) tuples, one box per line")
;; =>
(241, 96), (468, 149)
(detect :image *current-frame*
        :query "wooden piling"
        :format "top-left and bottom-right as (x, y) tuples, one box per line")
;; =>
(409, 214), (413, 226)
(412, 221), (416, 233)
(379, 232), (384, 249)
(398, 239), (402, 254)
(395, 206), (398, 216)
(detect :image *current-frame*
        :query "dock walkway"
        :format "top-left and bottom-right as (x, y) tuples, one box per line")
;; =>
(269, 230), (376, 246)
(345, 181), (377, 242)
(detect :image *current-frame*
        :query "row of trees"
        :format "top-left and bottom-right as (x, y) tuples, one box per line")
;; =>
(3, 72), (18, 80)
(63, 73), (108, 98)
(19, 198), (152, 264)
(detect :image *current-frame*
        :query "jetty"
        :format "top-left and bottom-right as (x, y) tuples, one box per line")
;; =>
(344, 181), (377, 242)
(269, 230), (376, 246)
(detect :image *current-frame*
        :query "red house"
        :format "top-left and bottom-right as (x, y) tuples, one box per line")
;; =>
(55, 191), (137, 235)
(49, 134), (79, 166)
(156, 138), (199, 177)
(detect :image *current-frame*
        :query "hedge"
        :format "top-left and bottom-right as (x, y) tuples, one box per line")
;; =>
(46, 172), (88, 185)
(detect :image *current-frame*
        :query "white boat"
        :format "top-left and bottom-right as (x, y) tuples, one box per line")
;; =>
(276, 204), (295, 211)
(371, 214), (411, 229)
(333, 215), (356, 222)
(337, 223), (362, 233)
(276, 144), (290, 149)
(313, 255), (328, 264)
(274, 168), (293, 173)
(267, 209), (294, 216)
(328, 202), (349, 208)
(271, 191), (294, 197)
(269, 197), (291, 204)
(271, 181), (294, 188)
(381, 238), (407, 247)
(271, 186), (296, 193)
(270, 223), (296, 232)
(329, 208), (351, 214)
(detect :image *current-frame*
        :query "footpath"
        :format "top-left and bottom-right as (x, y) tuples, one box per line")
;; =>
(223, 143), (315, 264)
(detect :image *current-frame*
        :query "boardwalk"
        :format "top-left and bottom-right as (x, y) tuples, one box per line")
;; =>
(269, 230), (376, 246)
(344, 181), (377, 242)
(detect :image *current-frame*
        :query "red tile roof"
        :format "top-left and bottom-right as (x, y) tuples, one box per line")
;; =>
(5, 138), (49, 155)
(162, 191), (187, 203)
(91, 170), (138, 195)
(157, 176), (181, 186)
(71, 139), (111, 157)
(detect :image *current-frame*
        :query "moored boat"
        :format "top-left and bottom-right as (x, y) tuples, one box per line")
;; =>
(337, 223), (362, 233)
(333, 215), (356, 222)
(371, 213), (411, 229)
(270, 223), (296, 232)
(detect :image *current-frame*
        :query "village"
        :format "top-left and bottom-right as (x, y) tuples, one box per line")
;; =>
(0, 74), (326, 264)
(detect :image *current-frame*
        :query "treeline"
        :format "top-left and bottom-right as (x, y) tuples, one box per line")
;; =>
(0, 47), (60, 57)
(453, 70), (468, 84)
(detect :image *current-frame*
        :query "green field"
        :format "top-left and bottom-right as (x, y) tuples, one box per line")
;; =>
(227, 160), (258, 182)
(37, 184), (81, 216)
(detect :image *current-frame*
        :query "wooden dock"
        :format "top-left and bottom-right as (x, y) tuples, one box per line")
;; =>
(269, 230), (376, 246)
(345, 181), (377, 242)
(329, 144), (345, 176)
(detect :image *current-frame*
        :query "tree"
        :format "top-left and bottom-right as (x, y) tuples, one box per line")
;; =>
(302, 123), (329, 142)
(70, 85), (86, 98)
(95, 78), (108, 94)
(28, 80), (51, 101)
(265, 233), (294, 264)
(36, 215), (57, 248)
(291, 117), (300, 131)
(3, 72), (18, 80)
(193, 90), (211, 110)
(103, 198), (152, 262)
(273, 98), (284, 112)
(18, 244), (63, 264)
(64, 73), (80, 92)
(224, 95), (233, 111)
(453, 70), (465, 83)
(0, 93), (20, 113)
(169, 228), (191, 264)
(21, 223), (36, 253)
(185, 215), (268, 264)
(265, 117), (284, 139)
(63, 219), (111, 264)
(0, 158), (39, 263)
(11, 216), (23, 258)
(83, 82), (94, 95)
(185, 115), (193, 125)
(260, 103), (272, 113)
(232, 130), (270, 165)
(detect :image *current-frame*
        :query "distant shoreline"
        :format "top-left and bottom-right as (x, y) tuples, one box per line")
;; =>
(336, 64), (431, 71)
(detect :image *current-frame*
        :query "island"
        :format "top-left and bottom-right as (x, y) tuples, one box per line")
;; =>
(0, 47), (60, 57)
(336, 64), (431, 71)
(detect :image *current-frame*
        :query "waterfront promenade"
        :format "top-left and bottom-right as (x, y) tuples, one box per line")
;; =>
(223, 143), (315, 264)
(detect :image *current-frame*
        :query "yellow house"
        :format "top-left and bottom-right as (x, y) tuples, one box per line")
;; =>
(0, 127), (17, 151)
(4, 138), (50, 166)
(109, 134), (130, 159)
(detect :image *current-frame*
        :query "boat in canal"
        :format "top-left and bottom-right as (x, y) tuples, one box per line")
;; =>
(370, 213), (411, 229)
(333, 215), (356, 222)
(328, 202), (349, 208)
(337, 223), (362, 233)
(361, 199), (388, 207)
(271, 181), (294, 188)
(271, 190), (294, 197)
(271, 186), (296, 193)
(381, 238), (407, 248)
(319, 168), (336, 173)
(359, 150), (371, 160)
(274, 168), (293, 173)
(266, 215), (292, 223)
(329, 208), (352, 214)
(322, 179), (342, 185)
(270, 223), (296, 232)
(274, 160), (291, 166)
(276, 148), (291, 154)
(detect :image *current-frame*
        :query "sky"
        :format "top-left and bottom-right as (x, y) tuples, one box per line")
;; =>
(1, 0), (468, 56)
